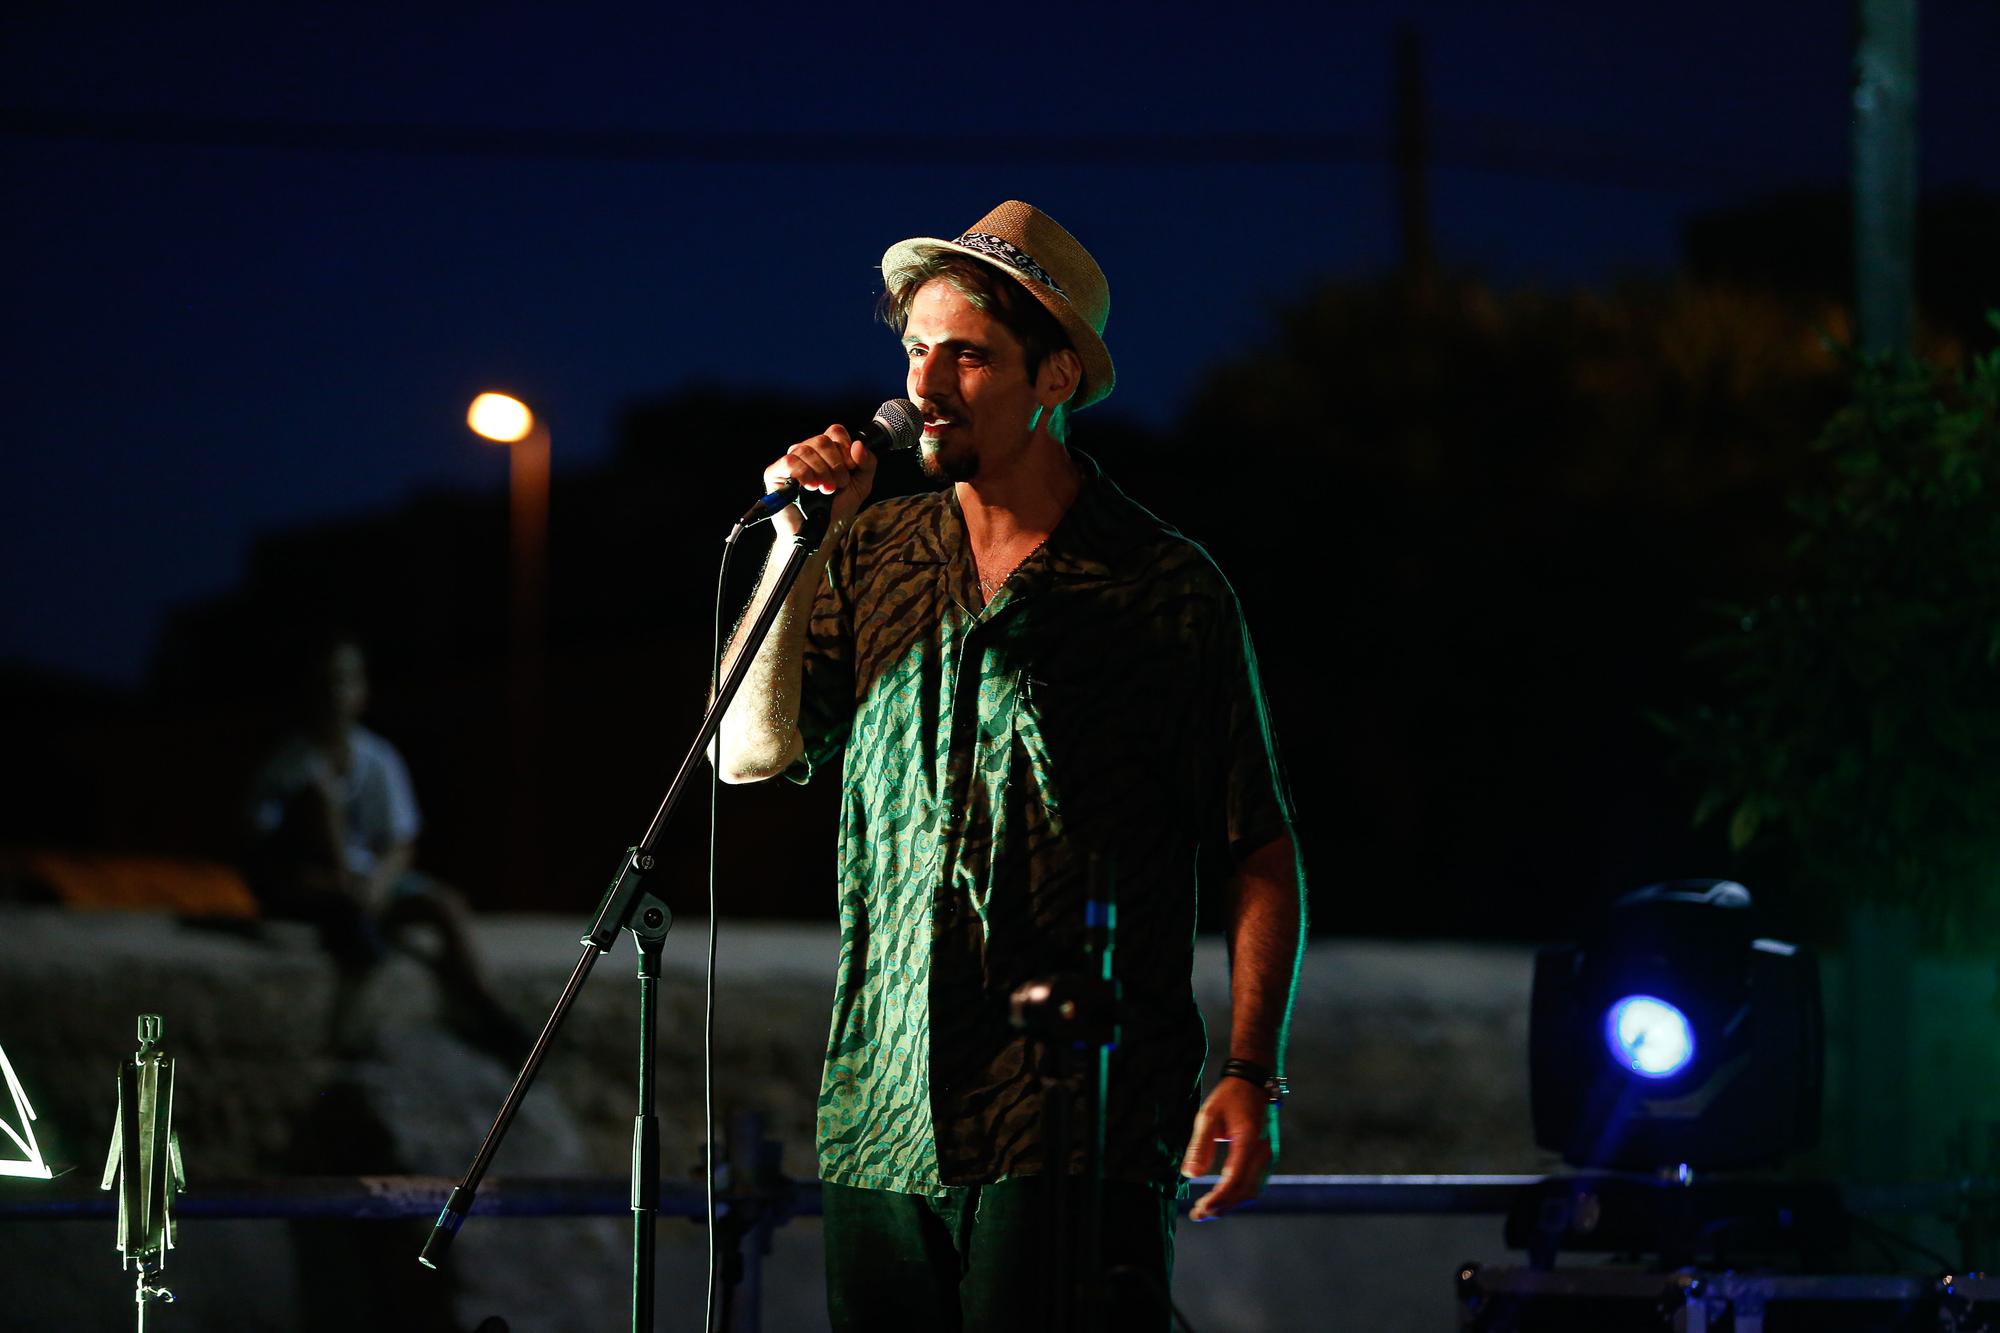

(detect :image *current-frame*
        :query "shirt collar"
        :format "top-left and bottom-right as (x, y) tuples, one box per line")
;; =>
(891, 449), (1148, 612)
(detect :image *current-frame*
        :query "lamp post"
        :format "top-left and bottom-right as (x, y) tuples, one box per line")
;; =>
(468, 392), (549, 904)
(468, 392), (550, 655)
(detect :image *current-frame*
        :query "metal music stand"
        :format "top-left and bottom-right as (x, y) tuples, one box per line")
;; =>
(101, 1014), (185, 1331)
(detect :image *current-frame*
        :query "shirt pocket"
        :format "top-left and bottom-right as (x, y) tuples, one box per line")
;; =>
(1014, 657), (1179, 834)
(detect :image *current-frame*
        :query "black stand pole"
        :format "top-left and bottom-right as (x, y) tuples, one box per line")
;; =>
(1076, 862), (1115, 1333)
(418, 505), (835, 1333)
(630, 928), (666, 1329)
(1042, 1041), (1075, 1331)
(712, 1109), (789, 1332)
(1011, 858), (1119, 1333)
(1080, 1013), (1108, 1332)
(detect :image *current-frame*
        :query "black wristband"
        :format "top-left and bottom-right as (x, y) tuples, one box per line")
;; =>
(1220, 1057), (1288, 1106)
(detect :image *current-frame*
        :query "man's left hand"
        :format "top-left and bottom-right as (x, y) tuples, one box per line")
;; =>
(1180, 1075), (1279, 1221)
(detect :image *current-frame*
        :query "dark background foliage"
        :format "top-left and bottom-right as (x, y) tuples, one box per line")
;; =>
(1666, 317), (2000, 944)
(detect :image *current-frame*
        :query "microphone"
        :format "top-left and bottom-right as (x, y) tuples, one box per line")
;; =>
(737, 398), (923, 529)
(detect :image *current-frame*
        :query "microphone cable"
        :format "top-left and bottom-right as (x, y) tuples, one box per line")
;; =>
(703, 524), (744, 1333)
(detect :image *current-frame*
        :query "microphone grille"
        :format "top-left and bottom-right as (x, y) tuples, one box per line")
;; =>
(872, 398), (923, 453)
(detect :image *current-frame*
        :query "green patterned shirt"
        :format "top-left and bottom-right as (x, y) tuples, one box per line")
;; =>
(790, 452), (1293, 1195)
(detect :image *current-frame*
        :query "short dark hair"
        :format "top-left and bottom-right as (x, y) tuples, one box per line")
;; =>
(880, 250), (1078, 438)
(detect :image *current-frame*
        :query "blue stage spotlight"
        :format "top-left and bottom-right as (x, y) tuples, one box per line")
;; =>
(1603, 994), (1695, 1079)
(1530, 880), (1821, 1171)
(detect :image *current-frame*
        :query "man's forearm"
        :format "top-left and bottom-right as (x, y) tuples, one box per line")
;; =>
(713, 526), (837, 783)
(361, 840), (417, 912)
(1223, 833), (1306, 1069)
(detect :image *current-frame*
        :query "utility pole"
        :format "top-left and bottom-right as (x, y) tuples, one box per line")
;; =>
(1852, 0), (1918, 357)
(1393, 23), (1435, 294)
(1845, 0), (1921, 1204)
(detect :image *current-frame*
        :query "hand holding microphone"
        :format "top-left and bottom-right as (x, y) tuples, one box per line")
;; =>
(739, 399), (922, 538)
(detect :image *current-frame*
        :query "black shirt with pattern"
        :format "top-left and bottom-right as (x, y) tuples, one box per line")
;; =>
(789, 451), (1293, 1197)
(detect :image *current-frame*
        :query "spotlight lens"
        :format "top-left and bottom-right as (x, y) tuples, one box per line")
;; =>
(1604, 995), (1695, 1078)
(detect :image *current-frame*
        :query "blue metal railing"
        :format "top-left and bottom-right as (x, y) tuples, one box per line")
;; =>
(0, 1173), (1547, 1221)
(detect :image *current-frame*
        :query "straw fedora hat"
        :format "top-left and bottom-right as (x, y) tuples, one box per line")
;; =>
(881, 200), (1115, 411)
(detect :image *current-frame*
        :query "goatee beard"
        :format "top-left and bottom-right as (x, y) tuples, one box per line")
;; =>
(920, 441), (979, 483)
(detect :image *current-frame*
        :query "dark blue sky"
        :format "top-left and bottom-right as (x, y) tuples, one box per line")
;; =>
(4, 2), (1995, 686)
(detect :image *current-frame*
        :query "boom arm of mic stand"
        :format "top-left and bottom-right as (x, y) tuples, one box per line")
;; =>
(418, 511), (836, 1286)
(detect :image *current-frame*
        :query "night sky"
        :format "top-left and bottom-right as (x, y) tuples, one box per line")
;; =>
(4, 2), (1997, 688)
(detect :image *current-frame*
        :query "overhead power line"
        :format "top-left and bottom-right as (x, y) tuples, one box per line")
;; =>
(0, 105), (1825, 194)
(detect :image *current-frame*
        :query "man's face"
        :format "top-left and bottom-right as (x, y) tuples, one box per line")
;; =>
(322, 642), (369, 726)
(902, 277), (1046, 483)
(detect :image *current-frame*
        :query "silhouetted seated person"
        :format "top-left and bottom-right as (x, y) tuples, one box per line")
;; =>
(245, 636), (526, 1062)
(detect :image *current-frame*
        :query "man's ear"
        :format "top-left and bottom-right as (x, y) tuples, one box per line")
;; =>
(1038, 347), (1083, 409)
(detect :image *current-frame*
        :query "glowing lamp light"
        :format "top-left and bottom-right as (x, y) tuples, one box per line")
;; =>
(1604, 994), (1695, 1079)
(467, 392), (536, 444)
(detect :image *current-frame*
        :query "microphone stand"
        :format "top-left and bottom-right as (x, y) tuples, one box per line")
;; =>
(418, 502), (837, 1333)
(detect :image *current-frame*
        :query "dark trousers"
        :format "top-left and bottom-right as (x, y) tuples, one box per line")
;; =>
(822, 1176), (1177, 1333)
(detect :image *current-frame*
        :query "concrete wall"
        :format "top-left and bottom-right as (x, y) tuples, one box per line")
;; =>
(0, 906), (1554, 1330)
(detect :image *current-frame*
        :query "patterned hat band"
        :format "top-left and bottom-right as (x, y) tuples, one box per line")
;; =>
(954, 231), (1069, 300)
(882, 201), (1112, 407)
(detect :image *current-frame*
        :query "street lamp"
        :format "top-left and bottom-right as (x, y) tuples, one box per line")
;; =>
(467, 392), (551, 646)
(468, 391), (550, 904)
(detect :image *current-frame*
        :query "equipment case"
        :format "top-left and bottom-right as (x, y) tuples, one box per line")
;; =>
(1457, 1264), (2000, 1332)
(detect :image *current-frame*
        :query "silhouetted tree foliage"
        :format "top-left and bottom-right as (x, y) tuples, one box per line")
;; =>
(1686, 189), (2000, 355)
(1134, 275), (1849, 937)
(17, 287), (1887, 937)
(0, 662), (132, 851)
(1665, 317), (2000, 944)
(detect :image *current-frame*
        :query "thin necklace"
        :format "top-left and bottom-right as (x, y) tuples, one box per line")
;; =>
(978, 536), (1048, 601)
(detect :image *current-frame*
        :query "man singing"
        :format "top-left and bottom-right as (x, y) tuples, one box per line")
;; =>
(716, 201), (1305, 1332)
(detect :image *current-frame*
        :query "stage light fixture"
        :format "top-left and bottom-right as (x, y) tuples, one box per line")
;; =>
(1603, 994), (1695, 1079)
(1530, 879), (1821, 1171)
